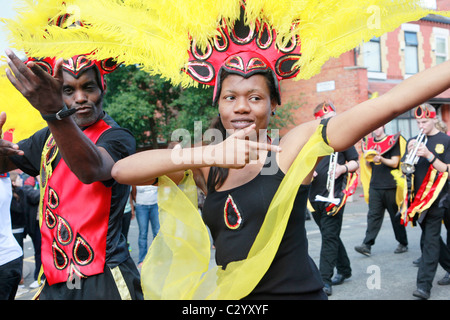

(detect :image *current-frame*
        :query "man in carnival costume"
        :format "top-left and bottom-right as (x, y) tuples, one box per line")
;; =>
(356, 125), (408, 256)
(400, 104), (450, 299)
(0, 49), (142, 299)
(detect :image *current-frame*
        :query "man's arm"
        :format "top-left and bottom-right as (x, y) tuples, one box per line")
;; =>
(46, 117), (116, 184)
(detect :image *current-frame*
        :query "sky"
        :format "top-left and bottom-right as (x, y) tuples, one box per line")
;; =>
(0, 0), (23, 64)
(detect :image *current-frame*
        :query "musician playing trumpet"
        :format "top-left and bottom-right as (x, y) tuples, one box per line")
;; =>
(402, 104), (450, 300)
(308, 102), (359, 296)
(355, 126), (408, 258)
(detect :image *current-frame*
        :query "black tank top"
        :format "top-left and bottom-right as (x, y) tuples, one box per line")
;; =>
(203, 151), (324, 299)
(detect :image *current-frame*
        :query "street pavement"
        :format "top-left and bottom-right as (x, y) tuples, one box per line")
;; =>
(15, 187), (449, 300)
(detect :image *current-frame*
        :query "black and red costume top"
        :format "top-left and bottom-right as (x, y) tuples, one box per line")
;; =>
(9, 113), (136, 285)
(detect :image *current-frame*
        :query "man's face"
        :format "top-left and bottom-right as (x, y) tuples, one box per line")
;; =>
(62, 68), (104, 127)
(416, 118), (436, 135)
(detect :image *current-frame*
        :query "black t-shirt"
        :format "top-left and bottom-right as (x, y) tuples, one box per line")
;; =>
(10, 187), (27, 229)
(404, 131), (450, 193)
(309, 146), (359, 201)
(9, 113), (136, 267)
(369, 138), (401, 189)
(203, 152), (324, 298)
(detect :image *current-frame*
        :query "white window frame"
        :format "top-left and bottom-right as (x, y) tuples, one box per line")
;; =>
(401, 24), (421, 78)
(433, 27), (449, 66)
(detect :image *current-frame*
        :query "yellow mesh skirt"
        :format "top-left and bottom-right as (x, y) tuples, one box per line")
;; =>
(141, 123), (333, 299)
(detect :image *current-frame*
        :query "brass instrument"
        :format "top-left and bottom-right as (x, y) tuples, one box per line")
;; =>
(315, 152), (341, 205)
(364, 149), (378, 163)
(401, 129), (427, 175)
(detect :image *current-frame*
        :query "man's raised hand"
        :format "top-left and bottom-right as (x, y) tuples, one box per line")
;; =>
(0, 112), (23, 157)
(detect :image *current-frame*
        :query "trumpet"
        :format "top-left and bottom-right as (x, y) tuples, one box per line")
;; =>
(364, 149), (378, 163)
(401, 129), (427, 175)
(315, 152), (341, 205)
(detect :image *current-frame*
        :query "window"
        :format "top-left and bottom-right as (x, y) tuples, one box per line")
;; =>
(385, 109), (421, 140)
(363, 37), (381, 72)
(420, 0), (436, 9)
(404, 31), (419, 74)
(435, 36), (448, 65)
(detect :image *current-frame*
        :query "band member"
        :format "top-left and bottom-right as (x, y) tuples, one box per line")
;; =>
(308, 102), (359, 296)
(400, 104), (450, 299)
(356, 126), (408, 256)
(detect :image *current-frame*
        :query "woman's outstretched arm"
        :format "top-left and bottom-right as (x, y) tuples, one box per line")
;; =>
(327, 59), (450, 151)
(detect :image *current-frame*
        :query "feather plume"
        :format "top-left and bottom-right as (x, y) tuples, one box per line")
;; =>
(0, 64), (46, 143)
(2, 0), (449, 87)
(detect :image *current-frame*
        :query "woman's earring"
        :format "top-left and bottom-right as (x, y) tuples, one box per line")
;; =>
(271, 111), (276, 116)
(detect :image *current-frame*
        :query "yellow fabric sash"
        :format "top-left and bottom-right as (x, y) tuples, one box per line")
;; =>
(141, 123), (333, 299)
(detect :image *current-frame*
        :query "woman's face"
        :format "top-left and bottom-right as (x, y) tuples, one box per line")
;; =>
(218, 74), (276, 134)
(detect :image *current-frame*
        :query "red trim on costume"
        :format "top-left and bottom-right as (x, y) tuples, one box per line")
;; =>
(414, 105), (436, 119)
(314, 103), (335, 119)
(186, 4), (301, 104)
(362, 132), (401, 156)
(224, 194), (243, 230)
(326, 172), (359, 215)
(401, 166), (446, 226)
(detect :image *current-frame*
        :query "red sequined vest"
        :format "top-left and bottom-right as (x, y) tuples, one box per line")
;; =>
(40, 120), (112, 285)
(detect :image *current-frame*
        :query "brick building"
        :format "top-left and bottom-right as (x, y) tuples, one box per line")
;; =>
(280, 0), (450, 140)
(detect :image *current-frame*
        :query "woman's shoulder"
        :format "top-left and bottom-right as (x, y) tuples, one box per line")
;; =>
(277, 120), (321, 172)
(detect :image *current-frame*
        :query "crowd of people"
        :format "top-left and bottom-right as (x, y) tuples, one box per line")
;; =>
(307, 102), (450, 300)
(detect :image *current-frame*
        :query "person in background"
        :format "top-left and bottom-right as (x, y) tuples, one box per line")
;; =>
(9, 172), (26, 251)
(355, 126), (408, 257)
(401, 104), (450, 299)
(131, 185), (160, 267)
(0, 172), (23, 300)
(21, 175), (43, 288)
(308, 102), (359, 296)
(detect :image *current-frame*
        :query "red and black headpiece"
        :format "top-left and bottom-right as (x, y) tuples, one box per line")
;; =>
(314, 102), (336, 119)
(25, 55), (118, 91)
(414, 104), (436, 119)
(185, 5), (301, 105)
(25, 14), (118, 91)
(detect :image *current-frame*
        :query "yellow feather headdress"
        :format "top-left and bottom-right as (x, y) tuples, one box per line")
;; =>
(0, 64), (46, 143)
(2, 0), (449, 87)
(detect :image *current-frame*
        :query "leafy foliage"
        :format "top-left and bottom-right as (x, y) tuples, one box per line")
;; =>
(103, 65), (302, 149)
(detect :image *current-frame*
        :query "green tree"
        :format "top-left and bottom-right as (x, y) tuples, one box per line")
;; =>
(104, 65), (303, 149)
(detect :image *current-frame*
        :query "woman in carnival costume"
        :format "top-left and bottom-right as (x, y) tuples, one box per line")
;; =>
(3, 0), (450, 300)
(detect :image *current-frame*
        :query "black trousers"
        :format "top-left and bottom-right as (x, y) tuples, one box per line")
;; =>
(312, 203), (351, 286)
(0, 256), (23, 300)
(363, 188), (408, 247)
(417, 203), (450, 292)
(38, 256), (143, 300)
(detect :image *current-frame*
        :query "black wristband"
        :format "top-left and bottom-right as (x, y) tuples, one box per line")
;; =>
(41, 104), (76, 121)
